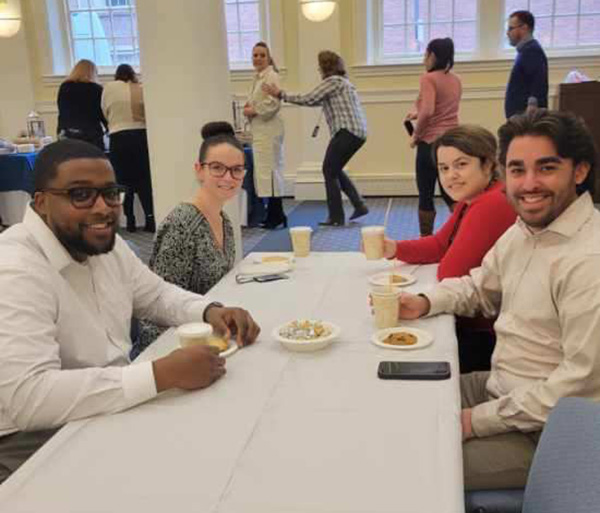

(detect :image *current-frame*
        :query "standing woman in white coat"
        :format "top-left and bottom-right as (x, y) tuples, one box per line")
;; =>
(244, 42), (286, 229)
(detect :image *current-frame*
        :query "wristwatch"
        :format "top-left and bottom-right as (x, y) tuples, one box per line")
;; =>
(203, 301), (224, 322)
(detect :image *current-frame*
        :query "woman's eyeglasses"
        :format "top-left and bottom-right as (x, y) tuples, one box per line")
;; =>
(40, 185), (127, 209)
(201, 161), (246, 180)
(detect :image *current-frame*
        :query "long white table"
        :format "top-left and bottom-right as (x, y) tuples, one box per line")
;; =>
(0, 253), (464, 513)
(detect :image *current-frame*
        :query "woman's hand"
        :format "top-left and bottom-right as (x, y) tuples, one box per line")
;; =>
(243, 105), (257, 118)
(409, 135), (418, 149)
(262, 83), (281, 98)
(405, 111), (418, 121)
(383, 237), (397, 259)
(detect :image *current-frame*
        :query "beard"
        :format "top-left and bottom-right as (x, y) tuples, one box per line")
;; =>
(54, 223), (117, 258)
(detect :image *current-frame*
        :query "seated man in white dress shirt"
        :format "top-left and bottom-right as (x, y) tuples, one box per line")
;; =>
(0, 139), (260, 483)
(398, 109), (600, 490)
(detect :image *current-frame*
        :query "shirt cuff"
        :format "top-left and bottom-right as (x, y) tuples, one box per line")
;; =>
(470, 399), (509, 438)
(422, 287), (454, 317)
(122, 361), (157, 407)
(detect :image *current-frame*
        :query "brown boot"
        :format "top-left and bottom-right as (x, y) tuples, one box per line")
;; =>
(418, 209), (436, 237)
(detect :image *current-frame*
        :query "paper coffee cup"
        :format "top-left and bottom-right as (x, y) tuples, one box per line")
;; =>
(371, 290), (400, 329)
(177, 322), (213, 348)
(362, 226), (385, 260)
(290, 227), (312, 257)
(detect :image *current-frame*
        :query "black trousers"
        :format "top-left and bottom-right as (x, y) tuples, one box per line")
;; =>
(415, 141), (453, 211)
(109, 129), (155, 222)
(322, 129), (366, 223)
(457, 326), (497, 374)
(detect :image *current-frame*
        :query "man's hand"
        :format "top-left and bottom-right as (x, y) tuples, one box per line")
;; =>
(383, 237), (397, 259)
(398, 292), (430, 320)
(409, 135), (417, 149)
(461, 408), (473, 441)
(262, 83), (281, 98)
(243, 104), (257, 118)
(205, 306), (261, 347)
(153, 345), (226, 393)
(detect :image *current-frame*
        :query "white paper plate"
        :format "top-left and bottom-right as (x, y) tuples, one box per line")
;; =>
(369, 272), (417, 288)
(252, 253), (295, 265)
(238, 261), (292, 277)
(273, 320), (341, 353)
(371, 327), (433, 350)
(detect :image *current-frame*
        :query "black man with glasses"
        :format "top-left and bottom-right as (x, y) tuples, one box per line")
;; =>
(0, 139), (260, 484)
(505, 10), (548, 119)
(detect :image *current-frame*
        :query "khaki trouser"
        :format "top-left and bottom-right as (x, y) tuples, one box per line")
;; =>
(461, 372), (541, 490)
(0, 428), (58, 485)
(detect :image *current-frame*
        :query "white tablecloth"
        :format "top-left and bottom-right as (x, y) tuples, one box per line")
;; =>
(0, 253), (464, 513)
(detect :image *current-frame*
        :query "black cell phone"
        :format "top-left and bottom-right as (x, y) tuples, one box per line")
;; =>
(311, 125), (320, 138)
(254, 273), (289, 283)
(404, 120), (414, 136)
(377, 361), (451, 381)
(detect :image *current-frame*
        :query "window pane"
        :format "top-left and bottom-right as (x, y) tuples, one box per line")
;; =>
(73, 39), (94, 61)
(95, 11), (112, 38)
(555, 0), (578, 15)
(430, 22), (451, 39)
(112, 9), (133, 36)
(582, 0), (600, 13)
(505, 0), (526, 16)
(94, 39), (113, 65)
(407, 23), (428, 53)
(226, 4), (239, 32)
(579, 14), (600, 44)
(431, 0), (452, 22)
(71, 12), (92, 38)
(535, 16), (552, 47)
(530, 0), (553, 16)
(68, 0), (89, 10)
(383, 0), (405, 25)
(408, 0), (429, 24)
(241, 31), (259, 62)
(453, 21), (476, 52)
(553, 15), (578, 46)
(383, 26), (405, 56)
(239, 2), (259, 32)
(227, 32), (241, 62)
(454, 0), (476, 21)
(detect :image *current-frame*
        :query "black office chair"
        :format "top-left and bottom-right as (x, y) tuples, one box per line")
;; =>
(465, 397), (600, 513)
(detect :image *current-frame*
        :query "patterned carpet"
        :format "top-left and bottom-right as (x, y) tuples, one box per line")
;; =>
(120, 197), (451, 265)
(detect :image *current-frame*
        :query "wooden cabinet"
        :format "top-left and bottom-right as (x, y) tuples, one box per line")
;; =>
(558, 82), (600, 202)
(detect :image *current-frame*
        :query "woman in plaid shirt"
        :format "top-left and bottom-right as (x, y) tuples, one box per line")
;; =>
(263, 51), (369, 226)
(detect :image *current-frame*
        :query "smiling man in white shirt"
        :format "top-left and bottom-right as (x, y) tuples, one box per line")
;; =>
(0, 139), (260, 483)
(398, 109), (600, 490)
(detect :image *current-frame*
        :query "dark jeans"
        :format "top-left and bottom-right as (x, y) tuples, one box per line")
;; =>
(242, 146), (266, 226)
(109, 129), (155, 222)
(415, 141), (453, 211)
(457, 326), (497, 374)
(322, 129), (365, 223)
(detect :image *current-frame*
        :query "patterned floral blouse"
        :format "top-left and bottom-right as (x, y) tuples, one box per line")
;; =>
(135, 203), (235, 355)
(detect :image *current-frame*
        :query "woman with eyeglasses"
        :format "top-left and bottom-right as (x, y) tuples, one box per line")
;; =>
(102, 63), (155, 233)
(244, 42), (286, 229)
(136, 122), (245, 351)
(407, 38), (462, 236)
(375, 125), (517, 373)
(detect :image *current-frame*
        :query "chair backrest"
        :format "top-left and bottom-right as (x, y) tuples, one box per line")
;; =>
(522, 397), (600, 513)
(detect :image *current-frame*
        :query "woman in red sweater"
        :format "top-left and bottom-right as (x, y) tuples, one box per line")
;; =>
(384, 125), (517, 373)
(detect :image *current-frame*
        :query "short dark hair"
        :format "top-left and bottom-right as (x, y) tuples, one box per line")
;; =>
(114, 64), (138, 83)
(498, 109), (597, 195)
(199, 121), (243, 162)
(510, 10), (535, 31)
(432, 125), (499, 179)
(34, 139), (108, 191)
(426, 38), (455, 73)
(318, 50), (347, 78)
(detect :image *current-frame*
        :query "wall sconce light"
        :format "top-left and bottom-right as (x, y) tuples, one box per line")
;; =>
(0, 0), (21, 38)
(300, 0), (336, 23)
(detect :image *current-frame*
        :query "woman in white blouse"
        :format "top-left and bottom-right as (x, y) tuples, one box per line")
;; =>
(244, 42), (285, 229)
(102, 64), (155, 233)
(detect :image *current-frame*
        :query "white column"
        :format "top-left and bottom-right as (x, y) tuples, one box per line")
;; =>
(293, 4), (342, 200)
(136, 1), (242, 259)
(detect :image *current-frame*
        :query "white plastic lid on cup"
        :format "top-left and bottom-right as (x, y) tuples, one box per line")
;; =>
(361, 226), (384, 235)
(176, 322), (213, 339)
(290, 226), (312, 233)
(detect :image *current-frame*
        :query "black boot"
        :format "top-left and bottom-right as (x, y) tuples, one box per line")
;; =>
(144, 215), (156, 233)
(261, 197), (287, 230)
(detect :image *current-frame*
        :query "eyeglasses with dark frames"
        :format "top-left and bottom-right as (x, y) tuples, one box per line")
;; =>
(39, 185), (127, 209)
(201, 161), (246, 180)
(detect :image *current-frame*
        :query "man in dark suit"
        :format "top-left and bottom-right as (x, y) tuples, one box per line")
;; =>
(505, 10), (549, 119)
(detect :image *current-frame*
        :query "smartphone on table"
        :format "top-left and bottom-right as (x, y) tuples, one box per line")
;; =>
(377, 361), (451, 381)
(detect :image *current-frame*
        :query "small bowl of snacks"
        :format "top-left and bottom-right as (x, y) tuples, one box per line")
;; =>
(273, 319), (341, 352)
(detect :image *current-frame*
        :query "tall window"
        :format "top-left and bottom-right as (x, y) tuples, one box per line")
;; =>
(505, 0), (600, 48)
(224, 0), (262, 66)
(65, 0), (140, 67)
(380, 0), (478, 60)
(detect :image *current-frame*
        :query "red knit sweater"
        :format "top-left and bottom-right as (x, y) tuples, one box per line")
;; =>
(395, 182), (517, 331)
